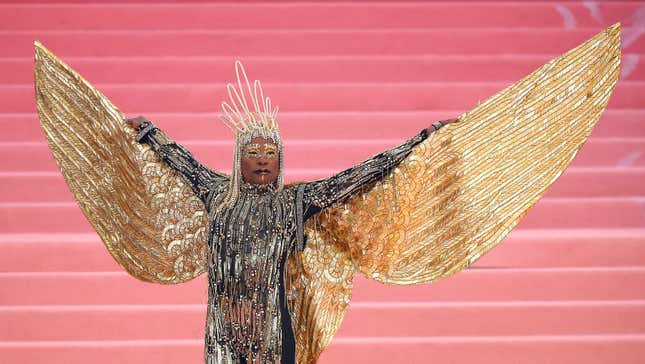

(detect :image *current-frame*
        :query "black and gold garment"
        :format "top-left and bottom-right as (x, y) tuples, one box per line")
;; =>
(137, 124), (428, 363)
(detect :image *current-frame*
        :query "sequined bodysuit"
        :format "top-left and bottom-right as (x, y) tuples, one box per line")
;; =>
(138, 124), (428, 363)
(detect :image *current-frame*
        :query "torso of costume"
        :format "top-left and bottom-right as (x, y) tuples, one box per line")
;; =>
(137, 125), (428, 363)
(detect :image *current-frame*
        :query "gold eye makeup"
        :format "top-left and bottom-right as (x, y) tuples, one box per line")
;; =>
(243, 143), (279, 159)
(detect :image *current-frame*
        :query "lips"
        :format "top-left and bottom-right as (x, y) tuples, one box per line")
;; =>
(254, 169), (271, 175)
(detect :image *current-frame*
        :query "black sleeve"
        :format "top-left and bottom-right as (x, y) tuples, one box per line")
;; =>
(136, 121), (228, 204)
(301, 129), (429, 217)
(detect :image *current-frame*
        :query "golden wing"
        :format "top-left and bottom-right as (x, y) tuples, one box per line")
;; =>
(286, 23), (621, 362)
(34, 42), (211, 284)
(333, 23), (622, 285)
(285, 222), (355, 364)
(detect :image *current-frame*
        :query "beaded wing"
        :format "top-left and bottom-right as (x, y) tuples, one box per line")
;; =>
(34, 42), (212, 284)
(286, 24), (621, 363)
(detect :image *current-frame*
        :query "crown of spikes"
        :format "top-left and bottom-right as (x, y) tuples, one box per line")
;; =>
(219, 61), (279, 135)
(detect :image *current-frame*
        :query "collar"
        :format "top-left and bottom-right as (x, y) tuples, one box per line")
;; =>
(239, 181), (278, 195)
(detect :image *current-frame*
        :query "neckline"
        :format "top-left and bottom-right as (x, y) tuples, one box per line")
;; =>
(239, 181), (278, 195)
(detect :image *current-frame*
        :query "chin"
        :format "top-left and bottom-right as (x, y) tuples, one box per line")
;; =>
(250, 177), (278, 185)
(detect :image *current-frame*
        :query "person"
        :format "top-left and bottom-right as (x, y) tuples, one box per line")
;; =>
(124, 63), (458, 362)
(33, 23), (620, 364)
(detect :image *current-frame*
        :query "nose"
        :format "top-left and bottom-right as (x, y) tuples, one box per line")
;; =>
(257, 159), (269, 166)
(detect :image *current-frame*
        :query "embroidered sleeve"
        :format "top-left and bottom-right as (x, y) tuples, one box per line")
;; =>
(302, 129), (428, 213)
(137, 121), (228, 204)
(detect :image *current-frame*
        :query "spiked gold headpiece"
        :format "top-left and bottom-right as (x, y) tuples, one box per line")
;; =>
(219, 61), (280, 136)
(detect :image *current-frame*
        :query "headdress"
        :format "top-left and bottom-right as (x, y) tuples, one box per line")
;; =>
(219, 61), (284, 207)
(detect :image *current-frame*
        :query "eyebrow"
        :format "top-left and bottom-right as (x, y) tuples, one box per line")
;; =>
(245, 143), (278, 150)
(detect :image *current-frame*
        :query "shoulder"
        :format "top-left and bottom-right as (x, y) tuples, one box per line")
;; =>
(205, 183), (230, 209)
(279, 184), (299, 199)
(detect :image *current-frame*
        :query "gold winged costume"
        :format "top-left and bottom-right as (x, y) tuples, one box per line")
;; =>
(34, 24), (621, 363)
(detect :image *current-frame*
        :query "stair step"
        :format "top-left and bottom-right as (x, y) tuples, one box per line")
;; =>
(1, 168), (643, 203)
(477, 229), (645, 268)
(0, 2), (639, 31)
(0, 139), (642, 174)
(2, 268), (644, 306)
(340, 301), (645, 337)
(1, 335), (644, 364)
(321, 335), (645, 364)
(6, 82), (642, 113)
(2, 110), (644, 142)
(2, 302), (644, 341)
(1, 197), (644, 232)
(3, 229), (644, 272)
(4, 29), (643, 58)
(4, 54), (645, 84)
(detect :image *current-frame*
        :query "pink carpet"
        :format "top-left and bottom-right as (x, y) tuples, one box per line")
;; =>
(1, 1), (644, 363)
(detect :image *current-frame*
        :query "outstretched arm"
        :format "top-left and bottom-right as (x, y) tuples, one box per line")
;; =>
(302, 118), (458, 215)
(126, 116), (228, 204)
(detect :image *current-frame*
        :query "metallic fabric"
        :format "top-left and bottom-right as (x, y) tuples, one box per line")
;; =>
(138, 124), (425, 363)
(34, 42), (211, 284)
(34, 40), (424, 362)
(287, 23), (621, 362)
(34, 23), (620, 364)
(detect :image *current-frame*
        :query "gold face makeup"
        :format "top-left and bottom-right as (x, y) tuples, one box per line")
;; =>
(242, 143), (279, 160)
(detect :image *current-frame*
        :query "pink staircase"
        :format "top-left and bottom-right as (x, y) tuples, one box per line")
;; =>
(1, 1), (644, 363)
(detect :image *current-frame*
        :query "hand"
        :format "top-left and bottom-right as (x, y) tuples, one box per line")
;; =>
(125, 115), (150, 129)
(426, 117), (459, 134)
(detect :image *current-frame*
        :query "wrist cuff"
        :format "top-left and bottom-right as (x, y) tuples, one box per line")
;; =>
(136, 121), (156, 143)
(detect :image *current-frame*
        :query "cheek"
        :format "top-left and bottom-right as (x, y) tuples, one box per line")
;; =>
(270, 158), (280, 170)
(269, 158), (280, 176)
(241, 158), (254, 174)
